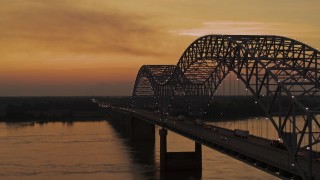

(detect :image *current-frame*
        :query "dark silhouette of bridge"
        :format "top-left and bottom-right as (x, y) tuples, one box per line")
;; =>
(105, 35), (320, 180)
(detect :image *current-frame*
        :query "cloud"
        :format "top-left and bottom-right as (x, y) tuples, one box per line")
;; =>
(0, 81), (133, 96)
(173, 21), (315, 38)
(0, 1), (166, 57)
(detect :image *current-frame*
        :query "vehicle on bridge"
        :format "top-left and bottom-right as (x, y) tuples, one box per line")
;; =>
(233, 129), (249, 138)
(177, 115), (185, 121)
(203, 123), (214, 129)
(195, 119), (203, 126)
(270, 139), (286, 150)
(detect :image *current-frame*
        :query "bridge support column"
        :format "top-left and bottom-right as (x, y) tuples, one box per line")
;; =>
(159, 128), (202, 171)
(160, 128), (167, 171)
(194, 142), (202, 170)
(107, 110), (132, 133)
(108, 112), (155, 141)
(130, 117), (155, 141)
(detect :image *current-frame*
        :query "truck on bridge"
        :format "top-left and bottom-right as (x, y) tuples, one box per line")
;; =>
(195, 119), (203, 126)
(233, 129), (249, 138)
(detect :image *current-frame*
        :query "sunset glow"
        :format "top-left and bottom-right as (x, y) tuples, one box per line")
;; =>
(1, 0), (320, 96)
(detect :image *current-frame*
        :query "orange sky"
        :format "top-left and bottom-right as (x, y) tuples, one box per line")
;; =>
(1, 0), (320, 96)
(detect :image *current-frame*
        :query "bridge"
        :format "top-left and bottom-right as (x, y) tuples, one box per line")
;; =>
(104, 35), (320, 180)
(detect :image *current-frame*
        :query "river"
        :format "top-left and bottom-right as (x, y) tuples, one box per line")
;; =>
(0, 120), (278, 179)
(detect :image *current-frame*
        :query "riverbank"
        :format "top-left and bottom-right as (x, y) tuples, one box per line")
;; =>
(0, 96), (105, 122)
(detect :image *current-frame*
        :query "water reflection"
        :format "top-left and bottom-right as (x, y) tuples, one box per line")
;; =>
(160, 171), (202, 180)
(5, 121), (35, 128)
(0, 120), (277, 179)
(62, 121), (74, 127)
(108, 119), (203, 180)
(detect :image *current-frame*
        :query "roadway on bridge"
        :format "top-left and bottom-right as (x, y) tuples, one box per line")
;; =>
(114, 107), (320, 179)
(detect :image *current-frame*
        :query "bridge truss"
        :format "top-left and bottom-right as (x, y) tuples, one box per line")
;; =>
(132, 35), (320, 179)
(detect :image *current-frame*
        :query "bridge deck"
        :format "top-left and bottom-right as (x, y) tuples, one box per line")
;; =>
(124, 109), (320, 179)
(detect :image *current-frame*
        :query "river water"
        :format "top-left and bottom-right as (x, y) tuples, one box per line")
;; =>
(0, 120), (278, 180)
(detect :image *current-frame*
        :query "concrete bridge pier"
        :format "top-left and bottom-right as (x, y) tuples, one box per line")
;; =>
(159, 128), (202, 171)
(129, 116), (155, 141)
(107, 111), (155, 141)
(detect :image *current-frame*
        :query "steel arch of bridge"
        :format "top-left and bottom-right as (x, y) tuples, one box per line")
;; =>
(132, 35), (320, 179)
